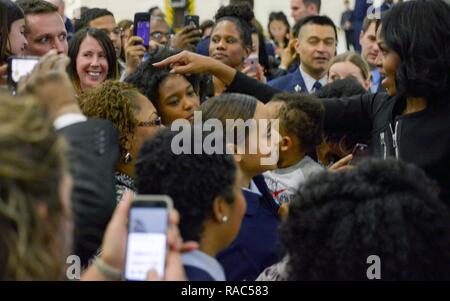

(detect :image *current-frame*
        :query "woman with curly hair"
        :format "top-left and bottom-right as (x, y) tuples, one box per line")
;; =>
(0, 94), (70, 280)
(79, 80), (161, 202)
(260, 159), (450, 281)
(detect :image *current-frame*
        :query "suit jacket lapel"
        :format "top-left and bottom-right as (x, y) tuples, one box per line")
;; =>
(290, 68), (308, 94)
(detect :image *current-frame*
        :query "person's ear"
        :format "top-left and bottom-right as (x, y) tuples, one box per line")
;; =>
(233, 153), (243, 164)
(309, 4), (319, 15)
(243, 47), (251, 61)
(212, 197), (230, 224)
(364, 79), (372, 91)
(280, 135), (292, 152)
(294, 38), (301, 54)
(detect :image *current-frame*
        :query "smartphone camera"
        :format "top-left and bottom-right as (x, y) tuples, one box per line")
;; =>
(124, 195), (172, 281)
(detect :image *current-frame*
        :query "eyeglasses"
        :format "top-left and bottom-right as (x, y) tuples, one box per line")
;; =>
(138, 116), (162, 127)
(150, 31), (171, 41)
(100, 27), (122, 37)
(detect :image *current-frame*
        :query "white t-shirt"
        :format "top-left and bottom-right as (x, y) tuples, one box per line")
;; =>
(264, 156), (323, 205)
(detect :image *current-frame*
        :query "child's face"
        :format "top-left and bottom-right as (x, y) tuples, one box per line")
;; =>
(157, 74), (200, 125)
(265, 101), (290, 164)
(236, 101), (280, 176)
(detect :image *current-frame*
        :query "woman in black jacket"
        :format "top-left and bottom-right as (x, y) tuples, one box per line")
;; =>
(154, 0), (450, 203)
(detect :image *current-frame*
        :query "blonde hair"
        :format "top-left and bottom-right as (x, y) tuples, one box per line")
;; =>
(0, 93), (67, 280)
(328, 51), (371, 81)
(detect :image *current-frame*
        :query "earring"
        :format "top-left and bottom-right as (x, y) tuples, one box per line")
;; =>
(124, 152), (132, 164)
(221, 215), (228, 223)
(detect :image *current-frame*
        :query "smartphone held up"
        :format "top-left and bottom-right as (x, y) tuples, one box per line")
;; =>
(124, 195), (173, 281)
(133, 12), (151, 48)
(7, 56), (40, 89)
(184, 15), (200, 28)
(244, 53), (259, 74)
(350, 143), (369, 165)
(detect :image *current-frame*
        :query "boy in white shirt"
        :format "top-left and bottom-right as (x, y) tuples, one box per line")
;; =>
(264, 93), (325, 205)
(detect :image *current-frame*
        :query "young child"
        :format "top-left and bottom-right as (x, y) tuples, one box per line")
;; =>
(264, 92), (325, 205)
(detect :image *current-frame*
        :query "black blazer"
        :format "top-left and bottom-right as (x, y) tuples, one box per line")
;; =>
(217, 175), (281, 281)
(227, 71), (450, 203)
(58, 118), (119, 267)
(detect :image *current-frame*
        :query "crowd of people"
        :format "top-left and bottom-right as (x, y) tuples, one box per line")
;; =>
(0, 0), (449, 281)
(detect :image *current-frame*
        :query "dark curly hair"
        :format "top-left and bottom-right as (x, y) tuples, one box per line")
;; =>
(381, 0), (450, 104)
(229, 0), (254, 10)
(314, 77), (367, 99)
(125, 47), (200, 111)
(135, 128), (237, 242)
(213, 4), (254, 50)
(79, 80), (141, 158)
(281, 158), (450, 280)
(271, 93), (324, 152)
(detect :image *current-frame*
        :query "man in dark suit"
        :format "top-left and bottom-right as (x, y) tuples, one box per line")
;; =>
(351, 0), (371, 53)
(359, 17), (387, 93)
(341, 0), (354, 51)
(21, 53), (119, 267)
(58, 119), (118, 267)
(268, 16), (337, 94)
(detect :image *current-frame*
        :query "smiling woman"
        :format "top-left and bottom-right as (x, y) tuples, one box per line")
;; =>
(67, 27), (118, 95)
(125, 47), (201, 126)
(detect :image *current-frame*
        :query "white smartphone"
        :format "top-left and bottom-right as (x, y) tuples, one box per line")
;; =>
(7, 56), (39, 87)
(124, 195), (173, 281)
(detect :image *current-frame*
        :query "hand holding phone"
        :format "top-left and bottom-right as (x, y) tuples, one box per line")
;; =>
(184, 15), (200, 28)
(125, 195), (172, 281)
(7, 56), (40, 88)
(133, 13), (151, 48)
(244, 53), (259, 74)
(350, 143), (369, 165)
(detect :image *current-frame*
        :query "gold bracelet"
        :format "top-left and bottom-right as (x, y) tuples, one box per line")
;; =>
(93, 257), (123, 280)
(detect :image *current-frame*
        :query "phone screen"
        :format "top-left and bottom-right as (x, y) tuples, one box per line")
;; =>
(125, 203), (168, 281)
(136, 20), (150, 47)
(8, 57), (39, 84)
(184, 15), (199, 28)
